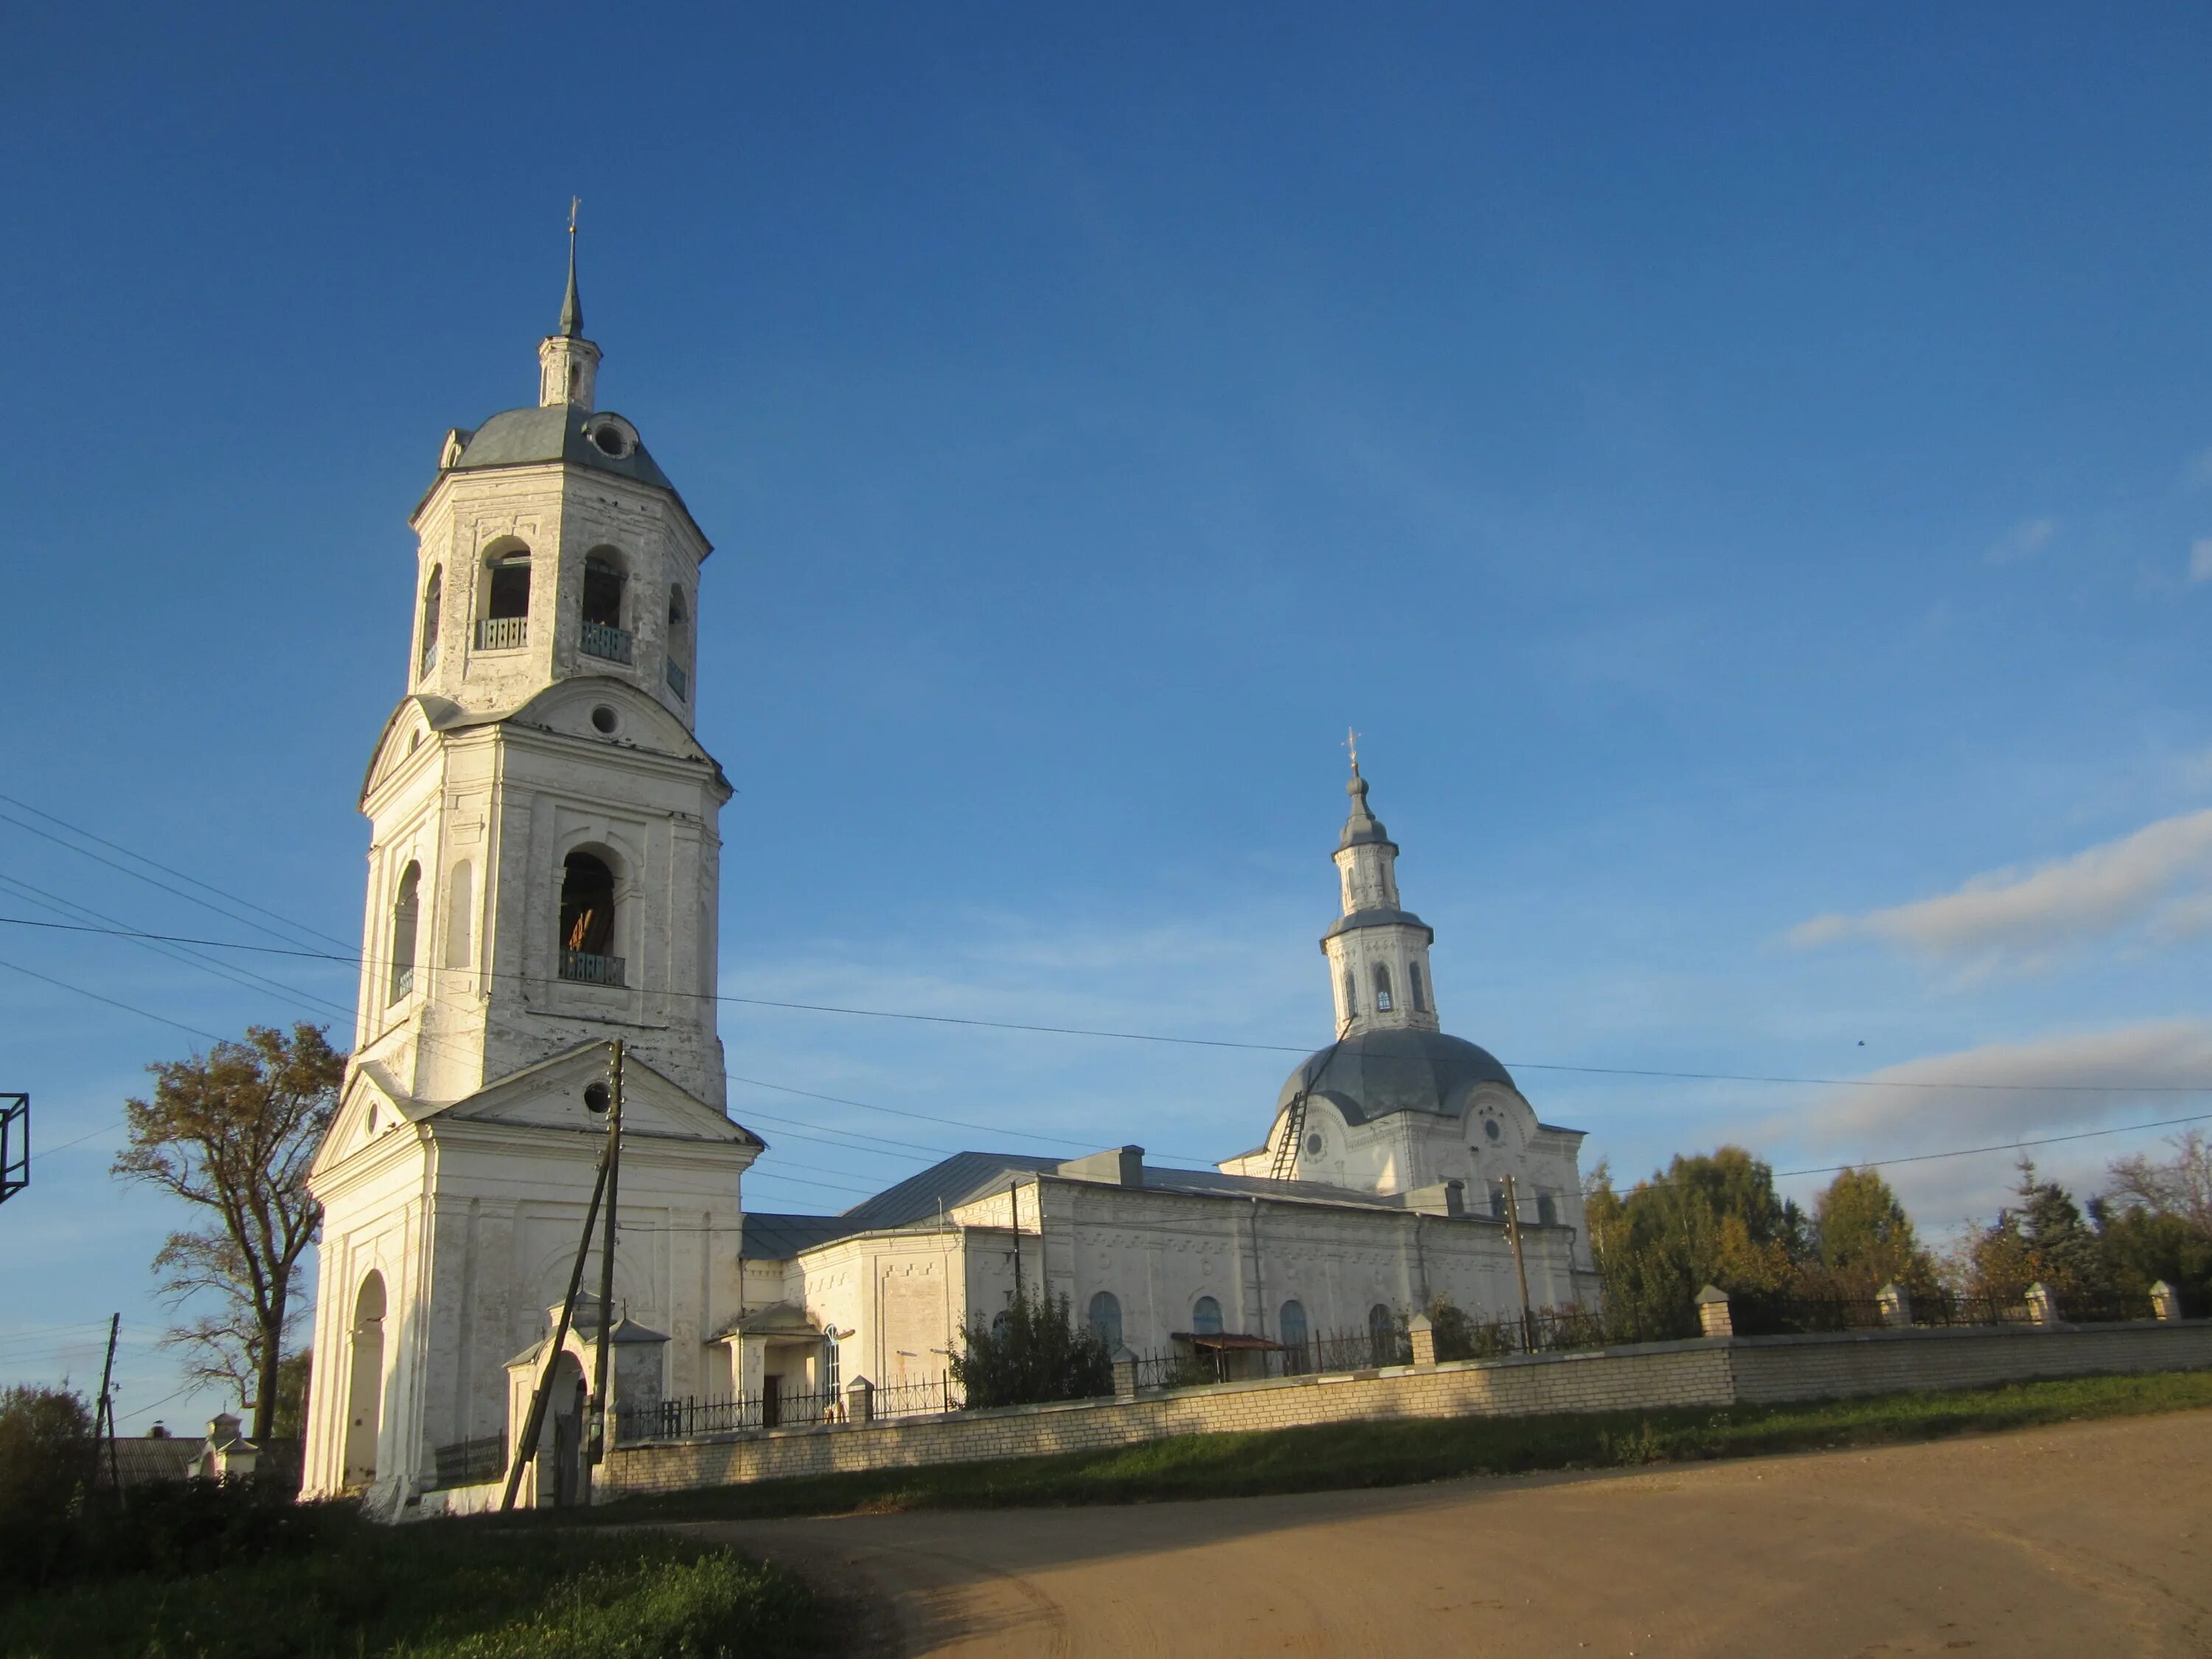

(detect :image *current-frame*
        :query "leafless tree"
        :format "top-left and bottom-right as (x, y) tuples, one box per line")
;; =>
(2104, 1130), (2212, 1234)
(113, 1024), (344, 1441)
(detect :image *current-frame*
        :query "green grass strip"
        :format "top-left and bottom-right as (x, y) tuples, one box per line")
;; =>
(599, 1367), (2212, 1523)
(0, 1526), (824, 1659)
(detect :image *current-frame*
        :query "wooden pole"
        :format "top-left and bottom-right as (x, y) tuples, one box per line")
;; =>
(498, 1126), (612, 1514)
(1009, 1180), (1023, 1302)
(1503, 1174), (1536, 1352)
(588, 1040), (625, 1478)
(90, 1312), (119, 1500)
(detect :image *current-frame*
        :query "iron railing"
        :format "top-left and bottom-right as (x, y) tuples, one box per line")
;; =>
(616, 1377), (961, 1444)
(476, 616), (528, 650)
(429, 1435), (506, 1489)
(667, 658), (688, 699)
(581, 620), (633, 664)
(559, 950), (625, 987)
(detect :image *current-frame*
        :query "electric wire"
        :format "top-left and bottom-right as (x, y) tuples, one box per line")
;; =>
(10, 915), (2212, 1100)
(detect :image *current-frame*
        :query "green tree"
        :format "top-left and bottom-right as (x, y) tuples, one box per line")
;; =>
(1965, 1160), (2109, 1306)
(114, 1024), (346, 1442)
(950, 1290), (1113, 1408)
(1810, 1166), (1938, 1299)
(0, 1385), (94, 1588)
(1586, 1147), (1806, 1339)
(2094, 1132), (2212, 1312)
(270, 1350), (312, 1441)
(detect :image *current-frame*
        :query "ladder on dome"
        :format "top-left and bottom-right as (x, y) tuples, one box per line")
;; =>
(1269, 1089), (1310, 1183)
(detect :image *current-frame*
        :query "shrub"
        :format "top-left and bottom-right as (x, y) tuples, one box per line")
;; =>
(950, 1290), (1113, 1408)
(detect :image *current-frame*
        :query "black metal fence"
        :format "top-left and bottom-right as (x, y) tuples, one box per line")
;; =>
(1728, 1287), (2160, 1338)
(428, 1434), (506, 1489)
(616, 1377), (961, 1444)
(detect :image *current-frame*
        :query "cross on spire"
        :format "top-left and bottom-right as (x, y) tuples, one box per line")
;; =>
(1344, 726), (1362, 778)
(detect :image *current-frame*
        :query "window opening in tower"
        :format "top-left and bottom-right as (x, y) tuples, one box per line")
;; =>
(580, 558), (632, 664)
(558, 852), (621, 984)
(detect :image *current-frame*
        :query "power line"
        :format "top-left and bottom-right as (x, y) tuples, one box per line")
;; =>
(12, 914), (2212, 1099)
(0, 958), (226, 1043)
(0, 792), (354, 951)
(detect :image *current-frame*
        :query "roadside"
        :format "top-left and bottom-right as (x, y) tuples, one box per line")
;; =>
(678, 1406), (2212, 1658)
(599, 1366), (2212, 1523)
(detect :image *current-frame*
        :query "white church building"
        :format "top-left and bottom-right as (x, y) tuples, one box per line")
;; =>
(300, 249), (1598, 1513)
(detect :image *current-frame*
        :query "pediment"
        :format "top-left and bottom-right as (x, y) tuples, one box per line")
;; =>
(509, 677), (725, 783)
(434, 1040), (760, 1147)
(313, 1063), (420, 1178)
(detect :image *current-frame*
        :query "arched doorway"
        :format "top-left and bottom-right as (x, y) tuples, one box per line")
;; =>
(546, 1352), (588, 1507)
(344, 1272), (386, 1489)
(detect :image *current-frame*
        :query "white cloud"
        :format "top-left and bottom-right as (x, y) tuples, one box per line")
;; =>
(1771, 1021), (2212, 1224)
(1789, 808), (2212, 962)
(2191, 538), (2212, 584)
(1985, 517), (2058, 566)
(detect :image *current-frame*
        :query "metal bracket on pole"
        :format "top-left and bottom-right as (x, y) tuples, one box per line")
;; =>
(1, 1093), (28, 1204)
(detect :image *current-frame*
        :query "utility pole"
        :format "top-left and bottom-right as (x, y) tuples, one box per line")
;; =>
(1009, 1180), (1023, 1302)
(89, 1312), (119, 1500)
(1503, 1174), (1536, 1353)
(586, 1039), (625, 1489)
(498, 1041), (620, 1514)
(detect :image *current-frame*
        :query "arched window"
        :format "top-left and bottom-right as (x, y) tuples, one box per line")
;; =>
(1279, 1300), (1310, 1374)
(1537, 1194), (1558, 1226)
(558, 851), (622, 985)
(386, 863), (420, 1004)
(1342, 969), (1357, 1018)
(1190, 1295), (1223, 1336)
(666, 587), (691, 699)
(479, 545), (531, 650)
(1087, 1290), (1123, 1354)
(1410, 960), (1426, 1015)
(418, 568), (442, 678)
(580, 552), (632, 664)
(1489, 1183), (1509, 1220)
(1368, 1302), (1399, 1366)
(1373, 963), (1394, 1012)
(443, 861), (473, 970)
(821, 1332), (841, 1394)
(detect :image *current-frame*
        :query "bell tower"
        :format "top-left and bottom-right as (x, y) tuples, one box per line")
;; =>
(357, 225), (728, 1108)
(303, 230), (757, 1514)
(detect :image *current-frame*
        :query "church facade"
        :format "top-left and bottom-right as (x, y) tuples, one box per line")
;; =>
(301, 256), (1596, 1514)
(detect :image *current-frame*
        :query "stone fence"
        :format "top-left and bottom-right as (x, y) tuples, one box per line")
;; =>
(594, 1301), (2212, 1505)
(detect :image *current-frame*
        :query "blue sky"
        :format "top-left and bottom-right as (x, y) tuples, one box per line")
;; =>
(6, 4), (2212, 1427)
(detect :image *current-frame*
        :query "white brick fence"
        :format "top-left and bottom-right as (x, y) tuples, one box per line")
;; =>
(588, 1314), (2212, 1504)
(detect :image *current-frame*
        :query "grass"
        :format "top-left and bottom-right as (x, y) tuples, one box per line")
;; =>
(599, 1366), (2212, 1523)
(0, 1520), (823, 1659)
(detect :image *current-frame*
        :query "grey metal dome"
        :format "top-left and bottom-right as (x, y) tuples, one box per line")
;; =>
(1276, 1028), (1517, 1126)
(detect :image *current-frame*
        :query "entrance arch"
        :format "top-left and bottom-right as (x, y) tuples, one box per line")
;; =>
(344, 1272), (386, 1489)
(546, 1352), (588, 1507)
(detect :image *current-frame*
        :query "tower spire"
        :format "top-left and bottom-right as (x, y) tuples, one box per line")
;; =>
(538, 198), (601, 411)
(559, 196), (584, 339)
(1321, 744), (1439, 1034)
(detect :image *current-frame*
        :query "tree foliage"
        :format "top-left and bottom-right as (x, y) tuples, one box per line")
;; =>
(113, 1024), (345, 1441)
(949, 1290), (1113, 1408)
(1585, 1147), (1805, 1338)
(1808, 1166), (1939, 1300)
(1961, 1159), (2110, 1306)
(0, 1385), (94, 1589)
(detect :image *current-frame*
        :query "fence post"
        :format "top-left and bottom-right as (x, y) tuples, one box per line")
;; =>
(1876, 1282), (1912, 1329)
(2148, 1280), (2183, 1321)
(1694, 1284), (1734, 1338)
(1111, 1346), (1140, 1399)
(845, 1375), (875, 1425)
(2025, 1281), (2061, 1326)
(1407, 1312), (1437, 1370)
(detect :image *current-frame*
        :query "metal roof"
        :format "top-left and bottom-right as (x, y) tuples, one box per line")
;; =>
(1276, 1028), (1520, 1124)
(446, 405), (677, 492)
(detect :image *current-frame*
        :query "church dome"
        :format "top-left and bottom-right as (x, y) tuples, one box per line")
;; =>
(443, 404), (678, 493)
(1276, 1028), (1517, 1127)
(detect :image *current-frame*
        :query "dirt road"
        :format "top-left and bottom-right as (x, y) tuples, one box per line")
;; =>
(685, 1410), (2212, 1658)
